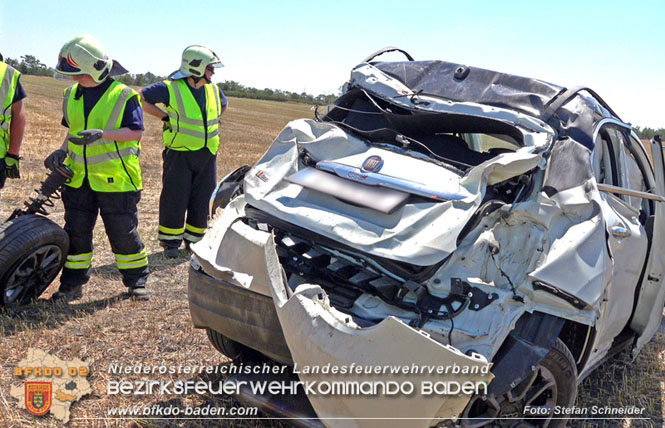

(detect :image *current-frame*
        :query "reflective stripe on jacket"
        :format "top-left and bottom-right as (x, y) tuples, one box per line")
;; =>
(63, 81), (143, 192)
(162, 79), (221, 155)
(0, 62), (20, 158)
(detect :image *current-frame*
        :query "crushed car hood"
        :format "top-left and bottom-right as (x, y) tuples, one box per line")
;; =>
(244, 119), (541, 266)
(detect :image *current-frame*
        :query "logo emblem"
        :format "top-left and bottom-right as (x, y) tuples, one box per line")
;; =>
(361, 156), (383, 173)
(25, 382), (52, 416)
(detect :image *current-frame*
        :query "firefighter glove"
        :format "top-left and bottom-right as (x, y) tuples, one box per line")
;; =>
(44, 149), (67, 172)
(68, 129), (103, 145)
(4, 153), (20, 179)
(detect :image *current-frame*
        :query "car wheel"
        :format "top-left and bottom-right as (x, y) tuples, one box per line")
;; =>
(0, 215), (69, 308)
(460, 339), (577, 428)
(206, 328), (266, 363)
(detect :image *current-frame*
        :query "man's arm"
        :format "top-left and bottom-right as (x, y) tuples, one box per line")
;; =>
(140, 84), (170, 120)
(8, 99), (25, 156)
(140, 88), (168, 119)
(102, 128), (143, 142)
(219, 87), (228, 118)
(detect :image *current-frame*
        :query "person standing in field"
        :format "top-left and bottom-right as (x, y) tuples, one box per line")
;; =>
(0, 52), (26, 207)
(141, 45), (227, 258)
(44, 35), (150, 301)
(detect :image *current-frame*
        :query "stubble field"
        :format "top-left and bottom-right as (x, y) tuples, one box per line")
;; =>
(0, 75), (663, 428)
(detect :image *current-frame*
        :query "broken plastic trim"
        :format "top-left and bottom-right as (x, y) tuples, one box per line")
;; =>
(532, 281), (589, 310)
(362, 46), (414, 63)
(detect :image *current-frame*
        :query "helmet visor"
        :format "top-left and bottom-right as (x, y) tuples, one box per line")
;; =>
(56, 54), (82, 74)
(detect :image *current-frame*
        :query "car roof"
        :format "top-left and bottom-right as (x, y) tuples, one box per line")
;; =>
(372, 60), (623, 150)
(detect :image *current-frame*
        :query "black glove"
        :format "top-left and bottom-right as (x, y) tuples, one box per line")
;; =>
(4, 153), (20, 179)
(68, 129), (103, 145)
(44, 149), (67, 172)
(162, 115), (172, 132)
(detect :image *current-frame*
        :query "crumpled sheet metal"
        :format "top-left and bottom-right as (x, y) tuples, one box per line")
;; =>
(349, 63), (555, 142)
(427, 182), (607, 327)
(191, 198), (273, 295)
(266, 262), (493, 427)
(528, 191), (609, 307)
(245, 118), (542, 266)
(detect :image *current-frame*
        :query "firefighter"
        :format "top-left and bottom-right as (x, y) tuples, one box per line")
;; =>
(141, 45), (227, 258)
(44, 35), (150, 301)
(0, 52), (26, 206)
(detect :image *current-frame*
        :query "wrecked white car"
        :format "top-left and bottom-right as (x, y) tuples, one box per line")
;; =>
(188, 48), (665, 427)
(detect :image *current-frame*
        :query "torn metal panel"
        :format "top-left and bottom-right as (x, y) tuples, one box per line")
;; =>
(270, 284), (493, 428)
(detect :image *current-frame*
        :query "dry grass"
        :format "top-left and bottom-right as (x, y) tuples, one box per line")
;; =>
(0, 75), (663, 427)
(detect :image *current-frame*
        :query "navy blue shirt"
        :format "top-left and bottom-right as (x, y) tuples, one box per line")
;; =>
(12, 78), (26, 104)
(61, 78), (144, 130)
(142, 81), (227, 124)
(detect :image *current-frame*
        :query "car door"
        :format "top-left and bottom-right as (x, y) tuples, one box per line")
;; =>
(630, 134), (665, 355)
(591, 123), (649, 351)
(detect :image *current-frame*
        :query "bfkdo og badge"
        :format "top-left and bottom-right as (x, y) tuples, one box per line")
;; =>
(25, 382), (52, 416)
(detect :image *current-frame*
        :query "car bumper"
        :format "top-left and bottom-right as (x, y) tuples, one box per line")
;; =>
(188, 264), (293, 365)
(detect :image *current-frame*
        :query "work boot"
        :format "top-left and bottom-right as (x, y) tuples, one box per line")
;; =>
(163, 247), (180, 258)
(127, 286), (150, 301)
(51, 283), (83, 302)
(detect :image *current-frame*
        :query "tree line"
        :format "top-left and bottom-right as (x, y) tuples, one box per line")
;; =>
(219, 80), (338, 105)
(6, 54), (665, 119)
(634, 126), (665, 141)
(3, 54), (337, 105)
(3, 55), (53, 77)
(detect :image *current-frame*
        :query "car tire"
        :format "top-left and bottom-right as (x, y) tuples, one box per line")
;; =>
(206, 328), (266, 363)
(0, 215), (69, 307)
(461, 338), (577, 428)
(210, 165), (250, 215)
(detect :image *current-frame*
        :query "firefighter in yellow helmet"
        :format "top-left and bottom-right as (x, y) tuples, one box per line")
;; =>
(141, 45), (227, 258)
(0, 52), (26, 205)
(44, 35), (150, 301)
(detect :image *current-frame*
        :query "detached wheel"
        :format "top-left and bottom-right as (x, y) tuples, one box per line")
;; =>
(0, 215), (69, 307)
(206, 328), (265, 363)
(461, 339), (577, 428)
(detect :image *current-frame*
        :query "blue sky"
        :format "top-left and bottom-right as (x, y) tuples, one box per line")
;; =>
(2, 0), (664, 128)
